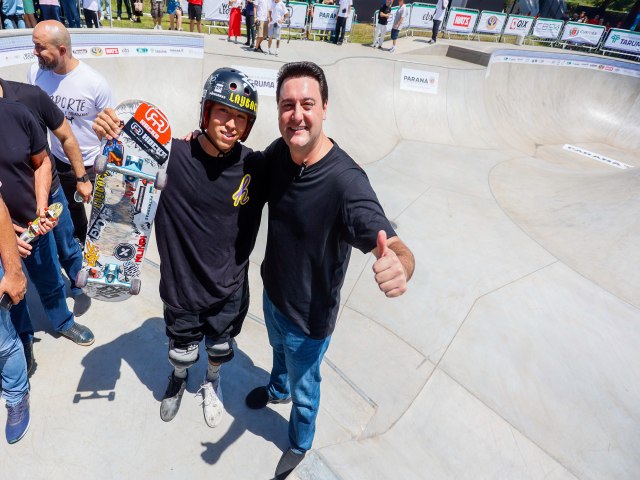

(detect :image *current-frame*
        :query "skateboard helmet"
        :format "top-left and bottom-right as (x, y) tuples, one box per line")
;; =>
(200, 67), (258, 142)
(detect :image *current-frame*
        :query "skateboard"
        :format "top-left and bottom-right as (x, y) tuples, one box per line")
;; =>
(75, 99), (171, 302)
(0, 203), (64, 310)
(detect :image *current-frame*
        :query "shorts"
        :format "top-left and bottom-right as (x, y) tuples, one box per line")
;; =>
(256, 19), (268, 37)
(268, 22), (281, 40)
(164, 277), (250, 345)
(167, 0), (181, 14)
(390, 28), (400, 40)
(151, 1), (163, 19)
(188, 3), (202, 21)
(23, 0), (35, 15)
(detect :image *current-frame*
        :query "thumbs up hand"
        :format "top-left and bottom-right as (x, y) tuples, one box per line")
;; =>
(372, 230), (408, 298)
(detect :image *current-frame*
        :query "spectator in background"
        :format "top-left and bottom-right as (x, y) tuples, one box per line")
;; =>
(168, 0), (183, 30)
(61, 0), (81, 27)
(23, 0), (37, 27)
(253, 0), (269, 53)
(267, 0), (288, 56)
(578, 11), (587, 23)
(228, 0), (242, 43)
(605, 21), (611, 31)
(243, 0), (256, 48)
(116, 0), (133, 21)
(389, 0), (406, 53)
(372, 0), (392, 49)
(82, 0), (101, 28)
(188, 0), (203, 33)
(2, 0), (26, 28)
(428, 0), (448, 45)
(588, 14), (600, 25)
(331, 0), (351, 45)
(151, 0), (164, 29)
(39, 0), (62, 20)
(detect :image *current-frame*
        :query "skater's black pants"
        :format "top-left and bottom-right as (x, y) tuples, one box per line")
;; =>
(432, 19), (442, 41)
(245, 14), (255, 45)
(332, 16), (347, 44)
(83, 8), (100, 28)
(55, 157), (95, 245)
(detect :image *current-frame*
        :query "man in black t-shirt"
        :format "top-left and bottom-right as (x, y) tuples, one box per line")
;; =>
(245, 62), (415, 480)
(373, 0), (393, 49)
(0, 78), (95, 374)
(93, 68), (267, 428)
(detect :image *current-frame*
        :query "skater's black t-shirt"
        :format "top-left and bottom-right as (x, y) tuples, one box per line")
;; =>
(261, 138), (396, 339)
(0, 99), (48, 226)
(155, 138), (268, 312)
(0, 78), (64, 194)
(378, 3), (391, 25)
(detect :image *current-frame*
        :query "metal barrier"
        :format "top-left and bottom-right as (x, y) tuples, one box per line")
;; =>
(474, 11), (507, 42)
(444, 7), (480, 41)
(600, 28), (640, 61)
(526, 17), (563, 45)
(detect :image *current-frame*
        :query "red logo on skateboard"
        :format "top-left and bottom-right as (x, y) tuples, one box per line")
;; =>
(133, 103), (171, 145)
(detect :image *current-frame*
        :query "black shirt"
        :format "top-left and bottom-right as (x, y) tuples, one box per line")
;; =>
(155, 138), (268, 312)
(0, 98), (48, 226)
(261, 138), (396, 339)
(0, 78), (64, 194)
(378, 3), (391, 25)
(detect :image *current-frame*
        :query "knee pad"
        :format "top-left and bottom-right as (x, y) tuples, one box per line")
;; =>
(168, 340), (199, 369)
(205, 338), (235, 364)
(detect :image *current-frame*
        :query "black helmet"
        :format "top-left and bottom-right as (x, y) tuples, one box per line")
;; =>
(200, 67), (258, 142)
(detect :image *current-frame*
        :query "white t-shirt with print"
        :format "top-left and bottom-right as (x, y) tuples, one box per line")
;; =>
(256, 0), (269, 21)
(27, 61), (114, 167)
(337, 0), (351, 18)
(270, 0), (287, 25)
(434, 0), (448, 21)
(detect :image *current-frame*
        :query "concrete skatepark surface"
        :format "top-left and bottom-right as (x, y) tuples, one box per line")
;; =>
(0, 31), (639, 479)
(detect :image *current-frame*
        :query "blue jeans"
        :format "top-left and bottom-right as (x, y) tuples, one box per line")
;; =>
(50, 187), (83, 297)
(40, 4), (61, 21)
(10, 232), (74, 345)
(263, 291), (331, 453)
(60, 0), (81, 27)
(0, 264), (29, 406)
(3, 16), (26, 28)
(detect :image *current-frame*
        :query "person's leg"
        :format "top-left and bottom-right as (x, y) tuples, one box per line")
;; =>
(431, 19), (441, 43)
(124, 0), (132, 17)
(55, 159), (92, 245)
(116, 0), (123, 18)
(263, 291), (291, 401)
(176, 7), (182, 29)
(338, 16), (346, 43)
(62, 0), (81, 27)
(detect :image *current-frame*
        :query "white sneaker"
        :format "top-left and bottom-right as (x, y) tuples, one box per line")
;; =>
(198, 376), (224, 428)
(275, 49), (279, 56)
(268, 48), (273, 55)
(389, 46), (396, 53)
(158, 25), (163, 30)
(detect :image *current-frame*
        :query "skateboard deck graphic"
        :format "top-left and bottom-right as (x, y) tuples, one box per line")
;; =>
(76, 100), (171, 302)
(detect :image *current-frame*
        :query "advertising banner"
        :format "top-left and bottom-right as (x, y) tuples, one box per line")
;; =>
(475, 11), (506, 35)
(445, 8), (479, 34)
(408, 3), (436, 30)
(386, 5), (411, 33)
(560, 21), (605, 46)
(231, 65), (278, 96)
(400, 68), (439, 95)
(503, 14), (534, 36)
(311, 5), (355, 32)
(204, 0), (232, 22)
(603, 29), (640, 55)
(531, 18), (563, 40)
(287, 1), (309, 29)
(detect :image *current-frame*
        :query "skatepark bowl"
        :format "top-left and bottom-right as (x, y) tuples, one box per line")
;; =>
(1, 29), (639, 480)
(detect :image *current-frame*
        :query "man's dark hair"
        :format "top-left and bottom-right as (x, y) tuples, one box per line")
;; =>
(276, 62), (329, 105)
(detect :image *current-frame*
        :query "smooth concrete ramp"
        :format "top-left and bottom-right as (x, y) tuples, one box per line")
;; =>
(1, 31), (639, 480)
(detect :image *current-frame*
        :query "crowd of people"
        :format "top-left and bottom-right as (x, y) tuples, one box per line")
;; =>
(0, 18), (414, 480)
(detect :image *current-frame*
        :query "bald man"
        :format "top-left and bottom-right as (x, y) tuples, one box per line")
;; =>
(28, 20), (114, 247)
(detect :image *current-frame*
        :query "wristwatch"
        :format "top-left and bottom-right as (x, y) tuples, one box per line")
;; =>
(76, 174), (90, 183)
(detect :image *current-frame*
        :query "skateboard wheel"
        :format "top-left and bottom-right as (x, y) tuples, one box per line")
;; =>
(76, 269), (89, 288)
(130, 277), (141, 295)
(94, 155), (108, 174)
(154, 170), (168, 191)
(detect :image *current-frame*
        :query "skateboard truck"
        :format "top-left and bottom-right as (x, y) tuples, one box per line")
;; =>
(76, 264), (141, 295)
(94, 153), (167, 190)
(0, 203), (64, 310)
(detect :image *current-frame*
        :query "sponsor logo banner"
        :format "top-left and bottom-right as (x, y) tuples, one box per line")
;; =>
(408, 4), (436, 30)
(532, 18), (563, 40)
(311, 4), (355, 31)
(603, 28), (640, 55)
(563, 144), (634, 169)
(476, 11), (507, 34)
(445, 8), (478, 34)
(400, 68), (439, 95)
(503, 14), (534, 35)
(204, 0), (244, 23)
(231, 65), (278, 97)
(287, 1), (308, 30)
(560, 21), (605, 46)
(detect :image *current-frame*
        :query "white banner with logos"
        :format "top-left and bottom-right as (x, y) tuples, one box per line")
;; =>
(603, 29), (640, 55)
(445, 8), (479, 34)
(204, 0), (232, 22)
(531, 18), (563, 39)
(503, 14), (534, 36)
(560, 21), (605, 46)
(475, 11), (506, 34)
(408, 3), (436, 30)
(287, 1), (308, 29)
(386, 5), (411, 32)
(231, 65), (278, 96)
(400, 68), (439, 95)
(311, 4), (355, 32)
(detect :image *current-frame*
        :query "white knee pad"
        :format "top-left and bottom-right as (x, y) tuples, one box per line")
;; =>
(168, 340), (199, 369)
(205, 338), (235, 364)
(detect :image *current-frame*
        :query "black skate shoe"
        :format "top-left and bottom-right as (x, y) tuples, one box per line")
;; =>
(160, 372), (188, 422)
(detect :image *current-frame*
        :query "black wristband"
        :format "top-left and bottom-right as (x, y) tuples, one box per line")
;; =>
(77, 174), (90, 183)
